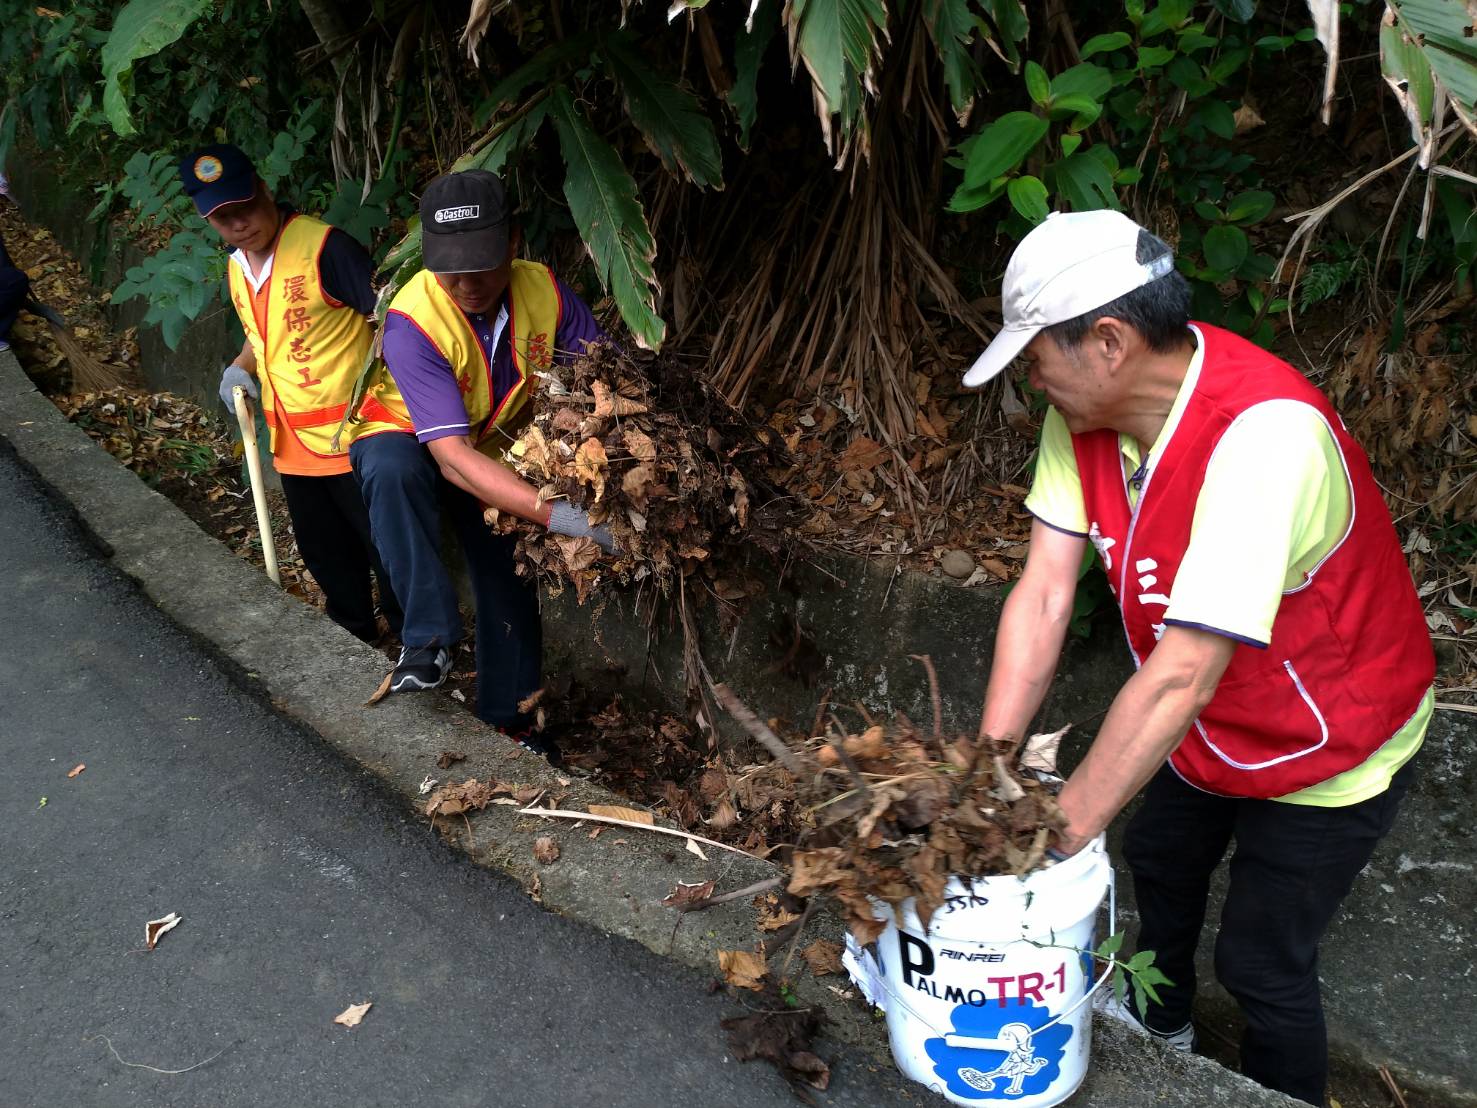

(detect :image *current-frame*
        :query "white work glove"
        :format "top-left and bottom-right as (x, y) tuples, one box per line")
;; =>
(219, 364), (258, 409)
(547, 501), (616, 554)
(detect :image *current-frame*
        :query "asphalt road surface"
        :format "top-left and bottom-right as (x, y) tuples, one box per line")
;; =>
(0, 447), (921, 1108)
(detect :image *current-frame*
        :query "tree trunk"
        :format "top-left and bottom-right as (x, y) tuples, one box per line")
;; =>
(297, 0), (356, 79)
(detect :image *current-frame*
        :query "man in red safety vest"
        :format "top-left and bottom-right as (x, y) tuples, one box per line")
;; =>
(968, 210), (1433, 1107)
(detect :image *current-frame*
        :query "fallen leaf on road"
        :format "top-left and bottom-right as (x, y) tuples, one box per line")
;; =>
(67, 764), (86, 778)
(801, 940), (844, 977)
(685, 839), (708, 861)
(529, 873), (543, 903)
(718, 949), (768, 991)
(721, 985), (830, 1093)
(588, 804), (654, 826)
(436, 751), (466, 770)
(533, 837), (561, 864)
(418, 775), (437, 795)
(662, 879), (715, 908)
(333, 1001), (372, 1028)
(365, 672), (392, 706)
(37, 797), (46, 808)
(145, 913), (182, 950)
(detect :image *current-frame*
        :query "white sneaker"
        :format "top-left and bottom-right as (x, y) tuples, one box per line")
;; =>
(1094, 988), (1197, 1052)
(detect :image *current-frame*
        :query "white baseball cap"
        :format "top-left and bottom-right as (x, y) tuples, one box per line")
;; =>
(962, 210), (1176, 387)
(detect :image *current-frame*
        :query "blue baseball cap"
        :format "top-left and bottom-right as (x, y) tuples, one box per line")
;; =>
(178, 144), (258, 217)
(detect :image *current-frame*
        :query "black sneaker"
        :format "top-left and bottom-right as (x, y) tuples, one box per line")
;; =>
(508, 727), (562, 765)
(389, 645), (452, 692)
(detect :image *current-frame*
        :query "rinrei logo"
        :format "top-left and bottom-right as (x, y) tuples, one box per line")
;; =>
(434, 205), (480, 223)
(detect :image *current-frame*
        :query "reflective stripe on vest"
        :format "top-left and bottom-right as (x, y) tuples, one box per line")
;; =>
(1071, 322), (1434, 798)
(346, 261), (563, 453)
(226, 214), (372, 458)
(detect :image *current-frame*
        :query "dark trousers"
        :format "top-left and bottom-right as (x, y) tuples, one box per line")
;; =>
(1124, 759), (1416, 1106)
(0, 264), (28, 342)
(349, 432), (541, 729)
(279, 471), (403, 643)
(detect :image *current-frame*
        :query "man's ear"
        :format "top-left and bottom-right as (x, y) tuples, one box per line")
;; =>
(1093, 316), (1131, 370)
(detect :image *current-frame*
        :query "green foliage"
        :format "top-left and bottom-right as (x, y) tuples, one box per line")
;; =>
(549, 88), (666, 351)
(728, 0), (780, 150)
(1095, 931), (1173, 1021)
(604, 34), (724, 188)
(111, 227), (225, 350)
(100, 0), (213, 136)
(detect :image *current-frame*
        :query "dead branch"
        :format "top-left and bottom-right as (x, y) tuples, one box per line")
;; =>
(710, 681), (807, 775)
(909, 653), (943, 742)
(676, 876), (783, 913)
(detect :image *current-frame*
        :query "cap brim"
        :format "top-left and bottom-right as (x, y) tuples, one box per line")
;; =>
(962, 325), (1038, 388)
(194, 175), (258, 218)
(424, 225), (509, 274)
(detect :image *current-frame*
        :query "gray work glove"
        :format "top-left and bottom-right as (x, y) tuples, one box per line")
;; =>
(219, 364), (259, 409)
(547, 501), (616, 554)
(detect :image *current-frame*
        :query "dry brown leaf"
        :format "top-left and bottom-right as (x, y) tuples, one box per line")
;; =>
(533, 836), (561, 865)
(67, 764), (85, 778)
(365, 671), (393, 706)
(588, 804), (655, 826)
(801, 939), (844, 977)
(756, 895), (801, 932)
(574, 438), (609, 500)
(145, 912), (181, 950)
(1020, 724), (1070, 775)
(705, 796), (738, 830)
(622, 427), (657, 462)
(592, 379), (649, 418)
(435, 751), (466, 770)
(661, 879), (716, 908)
(333, 1001), (372, 1028)
(718, 949), (768, 990)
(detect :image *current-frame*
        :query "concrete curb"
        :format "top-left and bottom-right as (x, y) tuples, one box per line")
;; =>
(0, 348), (1296, 1107)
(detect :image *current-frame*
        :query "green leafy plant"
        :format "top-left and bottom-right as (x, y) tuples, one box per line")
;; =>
(111, 228), (226, 350)
(1095, 930), (1174, 1021)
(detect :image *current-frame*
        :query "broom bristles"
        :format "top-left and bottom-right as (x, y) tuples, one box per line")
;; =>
(47, 320), (127, 392)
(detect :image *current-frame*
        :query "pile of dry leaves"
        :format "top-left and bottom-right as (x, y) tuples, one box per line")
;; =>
(765, 686), (1067, 945)
(487, 343), (802, 603)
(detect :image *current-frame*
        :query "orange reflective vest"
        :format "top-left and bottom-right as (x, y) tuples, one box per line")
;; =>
(227, 214), (372, 460)
(349, 261), (562, 457)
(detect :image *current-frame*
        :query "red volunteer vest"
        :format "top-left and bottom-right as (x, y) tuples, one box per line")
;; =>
(1072, 323), (1433, 798)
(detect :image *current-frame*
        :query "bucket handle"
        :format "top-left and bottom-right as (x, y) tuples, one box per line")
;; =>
(870, 863), (1117, 1040)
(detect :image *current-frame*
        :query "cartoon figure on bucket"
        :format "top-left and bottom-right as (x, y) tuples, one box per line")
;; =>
(924, 998), (1071, 1101)
(958, 1023), (1048, 1095)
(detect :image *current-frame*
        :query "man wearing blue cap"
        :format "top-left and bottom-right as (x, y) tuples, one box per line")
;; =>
(179, 143), (401, 643)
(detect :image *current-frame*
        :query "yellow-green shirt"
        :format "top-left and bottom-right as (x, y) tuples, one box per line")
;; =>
(1025, 336), (1429, 806)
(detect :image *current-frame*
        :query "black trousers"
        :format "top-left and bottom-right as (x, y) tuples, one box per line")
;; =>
(1124, 759), (1416, 1106)
(350, 432), (542, 729)
(0, 263), (28, 342)
(279, 471), (403, 643)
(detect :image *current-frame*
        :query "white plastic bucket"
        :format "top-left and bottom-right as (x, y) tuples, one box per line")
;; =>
(848, 835), (1114, 1108)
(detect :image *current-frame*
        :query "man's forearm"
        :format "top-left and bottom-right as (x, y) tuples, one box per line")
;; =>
(432, 437), (549, 525)
(978, 576), (1073, 741)
(235, 340), (257, 374)
(1055, 630), (1233, 851)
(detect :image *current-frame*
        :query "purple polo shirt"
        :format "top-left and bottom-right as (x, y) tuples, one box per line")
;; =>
(381, 273), (607, 443)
